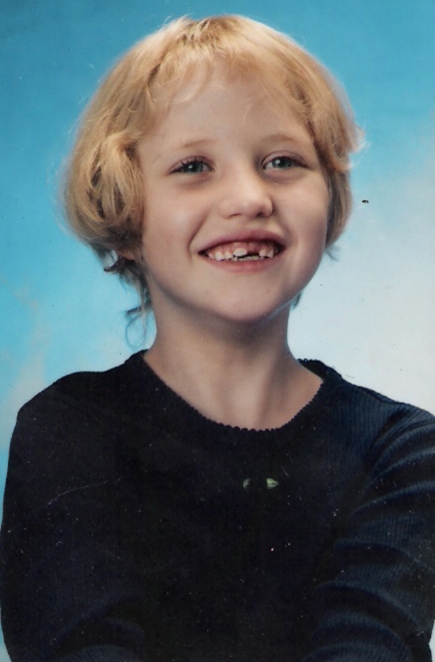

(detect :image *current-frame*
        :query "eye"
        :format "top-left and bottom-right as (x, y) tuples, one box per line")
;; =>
(263, 155), (304, 170)
(172, 158), (211, 174)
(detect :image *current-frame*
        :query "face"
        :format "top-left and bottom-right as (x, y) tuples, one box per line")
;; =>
(136, 67), (329, 330)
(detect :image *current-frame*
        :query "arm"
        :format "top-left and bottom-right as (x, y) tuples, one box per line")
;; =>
(306, 408), (435, 662)
(0, 390), (148, 662)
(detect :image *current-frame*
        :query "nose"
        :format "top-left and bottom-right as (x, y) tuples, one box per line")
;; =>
(217, 167), (273, 220)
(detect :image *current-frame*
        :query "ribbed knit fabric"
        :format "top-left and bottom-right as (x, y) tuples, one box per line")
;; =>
(1, 352), (435, 662)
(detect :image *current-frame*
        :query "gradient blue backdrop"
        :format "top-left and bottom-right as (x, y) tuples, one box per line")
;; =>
(1, 1), (434, 658)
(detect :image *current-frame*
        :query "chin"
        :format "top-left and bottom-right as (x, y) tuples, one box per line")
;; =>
(209, 301), (292, 329)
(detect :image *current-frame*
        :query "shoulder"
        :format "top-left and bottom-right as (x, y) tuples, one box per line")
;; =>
(17, 350), (147, 423)
(12, 349), (150, 451)
(305, 358), (434, 421)
(303, 359), (435, 456)
(8, 352), (148, 505)
(10, 354), (149, 480)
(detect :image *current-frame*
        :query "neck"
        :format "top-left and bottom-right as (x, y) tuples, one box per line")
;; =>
(144, 310), (321, 430)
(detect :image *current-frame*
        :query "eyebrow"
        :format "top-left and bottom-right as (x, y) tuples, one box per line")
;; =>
(175, 134), (308, 148)
(174, 137), (219, 150)
(259, 132), (314, 148)
(149, 132), (313, 166)
(149, 137), (218, 165)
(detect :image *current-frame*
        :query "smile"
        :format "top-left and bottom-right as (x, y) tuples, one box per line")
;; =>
(202, 241), (283, 262)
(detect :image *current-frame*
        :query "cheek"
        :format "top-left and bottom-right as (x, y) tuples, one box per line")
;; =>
(309, 215), (329, 261)
(292, 187), (329, 263)
(310, 182), (330, 236)
(147, 196), (207, 249)
(294, 184), (329, 235)
(140, 206), (196, 271)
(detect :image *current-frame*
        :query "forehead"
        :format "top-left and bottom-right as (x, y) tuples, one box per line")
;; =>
(149, 62), (308, 136)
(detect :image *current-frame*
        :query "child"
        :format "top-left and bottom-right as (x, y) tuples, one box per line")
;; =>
(1, 15), (435, 662)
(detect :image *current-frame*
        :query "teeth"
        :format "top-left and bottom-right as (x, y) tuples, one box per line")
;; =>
(233, 254), (260, 261)
(205, 240), (281, 261)
(259, 247), (275, 258)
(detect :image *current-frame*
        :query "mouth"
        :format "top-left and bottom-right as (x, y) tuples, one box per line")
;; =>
(201, 240), (284, 262)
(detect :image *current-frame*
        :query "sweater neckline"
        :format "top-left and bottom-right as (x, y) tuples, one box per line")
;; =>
(124, 351), (343, 448)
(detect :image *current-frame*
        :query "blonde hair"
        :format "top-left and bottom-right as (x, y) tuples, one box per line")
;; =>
(63, 15), (361, 316)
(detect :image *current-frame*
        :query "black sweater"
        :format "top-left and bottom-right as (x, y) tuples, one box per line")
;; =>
(1, 352), (435, 662)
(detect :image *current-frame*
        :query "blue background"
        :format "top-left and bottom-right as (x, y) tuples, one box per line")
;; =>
(1, 0), (434, 657)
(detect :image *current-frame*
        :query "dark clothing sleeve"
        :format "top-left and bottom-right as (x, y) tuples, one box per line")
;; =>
(0, 394), (149, 662)
(306, 408), (435, 662)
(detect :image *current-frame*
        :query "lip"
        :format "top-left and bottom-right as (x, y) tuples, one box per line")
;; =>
(199, 229), (286, 254)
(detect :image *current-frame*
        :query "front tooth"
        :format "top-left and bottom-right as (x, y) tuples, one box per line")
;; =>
(258, 247), (275, 258)
(233, 247), (248, 257)
(224, 249), (233, 260)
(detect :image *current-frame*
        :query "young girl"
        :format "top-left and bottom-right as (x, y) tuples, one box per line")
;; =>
(1, 15), (435, 662)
